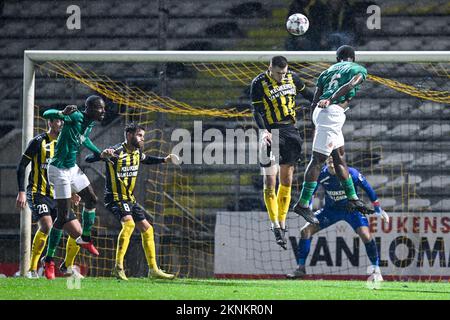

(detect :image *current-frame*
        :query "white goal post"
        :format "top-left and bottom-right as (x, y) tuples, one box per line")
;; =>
(20, 50), (450, 276)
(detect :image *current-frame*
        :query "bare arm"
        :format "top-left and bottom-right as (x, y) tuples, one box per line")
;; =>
(310, 86), (323, 108)
(317, 73), (365, 108)
(329, 73), (364, 102)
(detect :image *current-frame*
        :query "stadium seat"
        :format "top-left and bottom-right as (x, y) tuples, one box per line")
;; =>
(353, 124), (387, 139)
(378, 153), (414, 166)
(365, 175), (389, 189)
(431, 199), (450, 211)
(385, 175), (422, 188)
(378, 197), (396, 210)
(409, 153), (447, 167)
(402, 199), (431, 211)
(417, 175), (450, 189)
(411, 102), (444, 117)
(418, 124), (450, 138)
(385, 123), (421, 137)
(379, 100), (413, 117)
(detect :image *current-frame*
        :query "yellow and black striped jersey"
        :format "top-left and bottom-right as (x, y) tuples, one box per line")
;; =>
(250, 71), (307, 128)
(86, 142), (165, 205)
(21, 133), (56, 198)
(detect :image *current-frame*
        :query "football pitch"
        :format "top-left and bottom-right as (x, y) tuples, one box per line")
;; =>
(0, 278), (449, 300)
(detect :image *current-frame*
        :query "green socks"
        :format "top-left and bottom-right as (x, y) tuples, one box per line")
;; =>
(45, 227), (63, 258)
(341, 177), (358, 200)
(82, 208), (96, 238)
(298, 181), (318, 208)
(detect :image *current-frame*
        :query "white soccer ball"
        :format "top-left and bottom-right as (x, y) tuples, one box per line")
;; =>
(286, 13), (310, 36)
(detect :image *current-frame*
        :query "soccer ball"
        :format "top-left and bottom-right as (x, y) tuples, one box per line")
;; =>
(286, 13), (309, 36)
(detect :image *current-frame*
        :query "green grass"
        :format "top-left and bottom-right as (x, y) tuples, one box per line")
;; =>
(0, 278), (449, 300)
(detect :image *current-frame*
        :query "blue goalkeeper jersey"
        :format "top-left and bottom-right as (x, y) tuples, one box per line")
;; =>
(315, 166), (377, 210)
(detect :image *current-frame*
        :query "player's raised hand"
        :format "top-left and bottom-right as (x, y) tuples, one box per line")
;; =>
(374, 202), (390, 223)
(16, 191), (27, 209)
(165, 154), (180, 164)
(62, 105), (78, 115)
(317, 99), (330, 109)
(378, 209), (389, 223)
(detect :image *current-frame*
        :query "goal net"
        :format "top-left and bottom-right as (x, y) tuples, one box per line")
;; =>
(22, 51), (449, 281)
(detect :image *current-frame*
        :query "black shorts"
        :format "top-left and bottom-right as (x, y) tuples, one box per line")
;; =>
(26, 193), (58, 223)
(260, 124), (303, 167)
(106, 201), (152, 223)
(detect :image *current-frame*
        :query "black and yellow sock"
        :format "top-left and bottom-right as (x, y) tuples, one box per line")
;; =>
(277, 184), (291, 228)
(264, 188), (279, 226)
(64, 236), (80, 268)
(116, 220), (135, 269)
(341, 177), (358, 200)
(141, 225), (158, 270)
(30, 230), (48, 271)
(81, 208), (96, 238)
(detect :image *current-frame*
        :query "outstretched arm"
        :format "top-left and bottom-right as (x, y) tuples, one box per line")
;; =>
(43, 105), (78, 122)
(354, 169), (389, 222)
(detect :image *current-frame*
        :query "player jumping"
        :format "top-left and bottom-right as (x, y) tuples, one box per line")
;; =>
(16, 116), (82, 278)
(287, 157), (389, 280)
(293, 45), (374, 223)
(250, 56), (313, 249)
(85, 123), (178, 280)
(41, 95), (115, 279)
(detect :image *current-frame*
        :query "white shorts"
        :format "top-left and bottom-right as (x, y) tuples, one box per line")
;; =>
(47, 164), (91, 199)
(312, 104), (346, 156)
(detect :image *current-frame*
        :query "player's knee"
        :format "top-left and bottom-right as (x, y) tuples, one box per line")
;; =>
(300, 226), (312, 239)
(263, 175), (277, 188)
(53, 216), (65, 229)
(39, 224), (51, 235)
(311, 154), (326, 166)
(358, 230), (372, 243)
(85, 194), (98, 209)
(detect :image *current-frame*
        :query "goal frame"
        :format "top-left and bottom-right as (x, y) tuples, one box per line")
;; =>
(20, 50), (450, 276)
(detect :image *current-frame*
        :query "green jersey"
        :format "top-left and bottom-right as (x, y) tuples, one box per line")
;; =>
(317, 61), (367, 103)
(43, 109), (102, 169)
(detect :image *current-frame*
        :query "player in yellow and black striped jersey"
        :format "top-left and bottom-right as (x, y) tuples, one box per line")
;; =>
(85, 123), (178, 281)
(250, 56), (314, 250)
(16, 117), (81, 278)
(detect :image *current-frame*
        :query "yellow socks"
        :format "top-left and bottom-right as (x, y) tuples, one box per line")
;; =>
(30, 230), (48, 271)
(141, 225), (158, 270)
(277, 184), (292, 229)
(263, 188), (279, 226)
(64, 236), (80, 268)
(116, 219), (135, 269)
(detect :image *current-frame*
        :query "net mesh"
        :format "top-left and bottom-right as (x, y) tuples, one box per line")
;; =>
(31, 56), (449, 280)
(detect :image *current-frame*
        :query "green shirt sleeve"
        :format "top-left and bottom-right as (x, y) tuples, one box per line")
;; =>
(83, 136), (101, 155)
(42, 109), (73, 122)
(355, 65), (368, 81)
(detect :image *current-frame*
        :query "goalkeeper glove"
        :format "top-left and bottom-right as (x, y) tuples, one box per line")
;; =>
(373, 200), (389, 223)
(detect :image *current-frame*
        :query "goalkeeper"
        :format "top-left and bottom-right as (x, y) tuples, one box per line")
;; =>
(287, 157), (389, 281)
(85, 123), (178, 281)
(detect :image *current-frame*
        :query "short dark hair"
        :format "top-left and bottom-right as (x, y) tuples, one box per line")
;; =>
(124, 122), (145, 135)
(271, 56), (288, 68)
(336, 45), (355, 62)
(85, 95), (105, 109)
